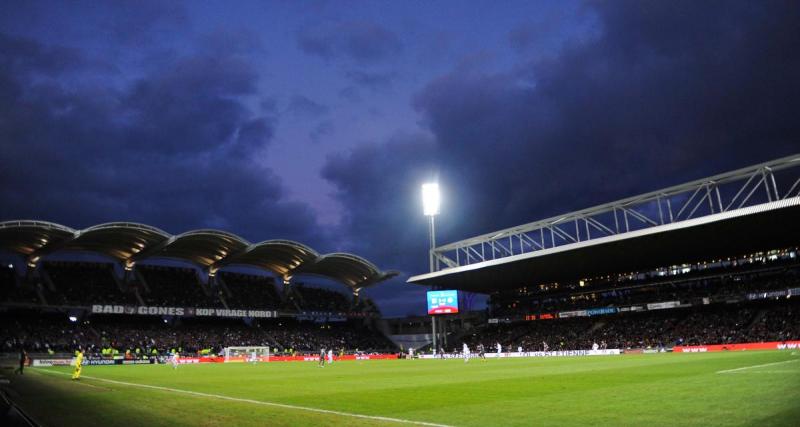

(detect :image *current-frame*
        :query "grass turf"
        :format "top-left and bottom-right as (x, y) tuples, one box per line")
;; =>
(5, 351), (800, 426)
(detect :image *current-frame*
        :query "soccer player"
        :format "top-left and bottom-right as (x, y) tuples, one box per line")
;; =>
(14, 348), (26, 375)
(496, 342), (502, 357)
(170, 350), (179, 369)
(327, 348), (333, 364)
(542, 341), (549, 352)
(318, 347), (325, 367)
(71, 349), (84, 380)
(478, 343), (486, 360)
(251, 350), (258, 364)
(462, 343), (470, 363)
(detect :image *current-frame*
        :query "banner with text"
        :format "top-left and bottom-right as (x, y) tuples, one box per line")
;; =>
(91, 304), (278, 319)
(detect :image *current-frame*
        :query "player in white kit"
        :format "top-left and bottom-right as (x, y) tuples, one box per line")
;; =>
(170, 351), (179, 369)
(496, 342), (502, 357)
(462, 343), (470, 363)
(327, 349), (333, 364)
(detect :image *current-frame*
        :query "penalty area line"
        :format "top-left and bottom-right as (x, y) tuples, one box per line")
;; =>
(34, 369), (452, 427)
(716, 359), (799, 374)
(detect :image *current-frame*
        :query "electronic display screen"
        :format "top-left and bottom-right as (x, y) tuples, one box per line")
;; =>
(427, 290), (459, 315)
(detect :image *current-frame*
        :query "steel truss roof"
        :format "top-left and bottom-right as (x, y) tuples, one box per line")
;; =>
(409, 153), (800, 292)
(0, 222), (397, 291)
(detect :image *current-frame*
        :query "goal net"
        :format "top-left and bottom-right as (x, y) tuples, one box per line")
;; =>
(223, 346), (270, 363)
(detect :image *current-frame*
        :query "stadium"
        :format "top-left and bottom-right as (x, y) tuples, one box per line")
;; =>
(1, 153), (799, 426)
(3, 2), (800, 426)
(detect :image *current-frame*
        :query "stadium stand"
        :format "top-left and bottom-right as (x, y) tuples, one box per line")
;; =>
(1, 265), (41, 304)
(0, 313), (396, 356)
(137, 265), (218, 307)
(218, 272), (281, 309)
(289, 283), (352, 312)
(463, 300), (799, 352)
(44, 261), (138, 305)
(488, 252), (799, 317)
(3, 251), (798, 357)
(446, 252), (800, 352)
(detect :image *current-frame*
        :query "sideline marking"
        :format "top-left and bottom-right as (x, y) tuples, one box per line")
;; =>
(36, 369), (452, 427)
(717, 359), (799, 374)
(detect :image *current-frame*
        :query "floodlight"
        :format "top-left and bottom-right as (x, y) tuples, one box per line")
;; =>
(68, 316), (78, 322)
(422, 183), (440, 216)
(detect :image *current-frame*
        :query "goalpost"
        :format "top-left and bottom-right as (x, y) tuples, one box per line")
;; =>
(223, 346), (270, 363)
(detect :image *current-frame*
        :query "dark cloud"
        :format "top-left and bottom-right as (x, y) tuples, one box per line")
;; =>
(507, 5), (597, 56)
(0, 0), (188, 49)
(345, 70), (396, 90)
(297, 21), (402, 64)
(338, 86), (362, 103)
(0, 32), (86, 75)
(287, 95), (330, 118)
(200, 29), (266, 57)
(309, 121), (334, 144)
(323, 1), (800, 313)
(0, 32), (326, 248)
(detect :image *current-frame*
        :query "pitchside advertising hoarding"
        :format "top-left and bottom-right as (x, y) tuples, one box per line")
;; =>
(427, 290), (459, 315)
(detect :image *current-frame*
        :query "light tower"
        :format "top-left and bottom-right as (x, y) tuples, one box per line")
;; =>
(422, 182), (441, 353)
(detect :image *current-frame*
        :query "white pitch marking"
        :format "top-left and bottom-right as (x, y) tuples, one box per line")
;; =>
(31, 370), (110, 390)
(716, 359), (799, 374)
(36, 369), (452, 427)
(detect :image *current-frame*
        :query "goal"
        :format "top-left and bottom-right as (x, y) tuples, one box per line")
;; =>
(223, 346), (270, 363)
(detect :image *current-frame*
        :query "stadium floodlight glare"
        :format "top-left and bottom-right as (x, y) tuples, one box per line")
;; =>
(68, 316), (78, 322)
(421, 182), (442, 353)
(422, 183), (440, 216)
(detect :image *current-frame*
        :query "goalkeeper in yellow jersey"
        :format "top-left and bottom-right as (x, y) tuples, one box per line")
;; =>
(72, 349), (84, 380)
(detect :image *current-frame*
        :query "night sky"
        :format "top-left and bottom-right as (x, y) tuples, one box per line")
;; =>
(1, 1), (799, 316)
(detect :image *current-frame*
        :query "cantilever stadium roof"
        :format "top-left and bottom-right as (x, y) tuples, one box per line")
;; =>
(409, 198), (800, 292)
(0, 220), (397, 291)
(409, 154), (800, 293)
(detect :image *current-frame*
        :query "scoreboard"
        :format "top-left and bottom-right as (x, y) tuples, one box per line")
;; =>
(427, 290), (459, 315)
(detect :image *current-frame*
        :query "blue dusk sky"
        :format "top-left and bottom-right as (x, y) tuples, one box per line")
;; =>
(1, 1), (798, 315)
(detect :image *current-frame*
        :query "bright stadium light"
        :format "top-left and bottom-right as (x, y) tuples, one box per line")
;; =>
(422, 183), (440, 216)
(421, 182), (442, 354)
(68, 316), (77, 322)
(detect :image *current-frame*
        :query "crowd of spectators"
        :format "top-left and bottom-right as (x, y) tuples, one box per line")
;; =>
(0, 313), (395, 356)
(290, 284), (352, 312)
(749, 303), (800, 342)
(1, 265), (41, 304)
(464, 300), (799, 352)
(2, 262), (370, 316)
(219, 272), (280, 309)
(44, 262), (138, 305)
(265, 320), (394, 353)
(490, 263), (799, 317)
(137, 265), (216, 307)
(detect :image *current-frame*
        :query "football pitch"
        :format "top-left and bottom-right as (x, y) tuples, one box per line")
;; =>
(10, 351), (800, 426)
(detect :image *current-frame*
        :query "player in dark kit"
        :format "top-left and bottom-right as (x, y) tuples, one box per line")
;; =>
(318, 347), (326, 367)
(15, 348), (26, 374)
(478, 343), (486, 360)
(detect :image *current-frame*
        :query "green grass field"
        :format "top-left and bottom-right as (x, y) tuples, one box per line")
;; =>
(6, 351), (800, 426)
